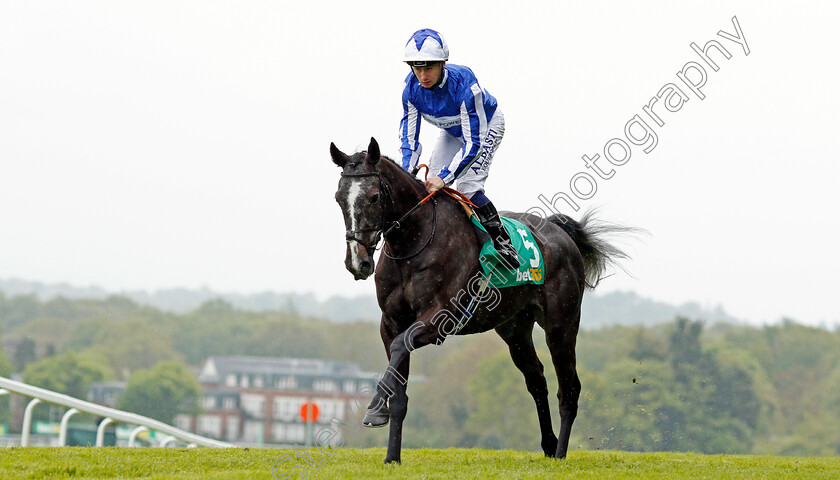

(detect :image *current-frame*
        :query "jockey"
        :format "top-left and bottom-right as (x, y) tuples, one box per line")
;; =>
(399, 28), (520, 269)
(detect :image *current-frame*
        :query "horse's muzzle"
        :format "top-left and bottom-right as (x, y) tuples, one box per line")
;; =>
(355, 259), (374, 280)
(345, 242), (375, 280)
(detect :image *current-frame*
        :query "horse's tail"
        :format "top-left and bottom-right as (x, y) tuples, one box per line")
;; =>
(548, 209), (642, 289)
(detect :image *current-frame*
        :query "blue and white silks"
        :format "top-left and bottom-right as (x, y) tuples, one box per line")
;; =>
(399, 64), (498, 186)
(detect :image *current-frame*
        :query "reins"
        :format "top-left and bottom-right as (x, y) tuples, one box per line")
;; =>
(382, 164), (477, 260)
(382, 198), (436, 260)
(412, 163), (478, 210)
(341, 163), (477, 260)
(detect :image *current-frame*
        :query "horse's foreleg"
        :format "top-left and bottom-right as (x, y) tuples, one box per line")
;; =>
(383, 353), (409, 464)
(363, 318), (402, 428)
(366, 320), (444, 464)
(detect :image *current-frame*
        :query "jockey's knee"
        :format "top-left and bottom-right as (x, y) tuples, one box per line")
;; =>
(469, 190), (490, 207)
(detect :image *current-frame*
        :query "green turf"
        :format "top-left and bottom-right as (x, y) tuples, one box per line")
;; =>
(1, 447), (838, 480)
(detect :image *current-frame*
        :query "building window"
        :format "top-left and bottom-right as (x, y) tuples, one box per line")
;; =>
(241, 375), (250, 388)
(271, 422), (305, 443)
(225, 374), (236, 387)
(225, 416), (240, 441)
(287, 423), (305, 442)
(241, 393), (266, 418)
(313, 379), (337, 392)
(318, 401), (331, 423)
(173, 414), (191, 431)
(242, 421), (264, 443)
(198, 415), (222, 438)
(222, 397), (237, 410)
(254, 375), (264, 388)
(202, 396), (217, 410)
(316, 400), (343, 423)
(343, 381), (356, 393)
(276, 376), (297, 390)
(273, 397), (301, 421)
(272, 423), (285, 442)
(272, 398), (283, 420)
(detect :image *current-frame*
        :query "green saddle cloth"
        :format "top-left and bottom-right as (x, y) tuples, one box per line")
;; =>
(470, 215), (545, 288)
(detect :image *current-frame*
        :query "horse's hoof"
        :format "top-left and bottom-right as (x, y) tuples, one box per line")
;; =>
(543, 435), (558, 457)
(362, 406), (390, 428)
(383, 457), (401, 464)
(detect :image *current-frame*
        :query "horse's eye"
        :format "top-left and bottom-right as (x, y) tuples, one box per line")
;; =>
(370, 193), (380, 204)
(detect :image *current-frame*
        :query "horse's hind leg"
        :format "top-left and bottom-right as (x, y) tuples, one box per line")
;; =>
(543, 295), (582, 459)
(495, 310), (558, 457)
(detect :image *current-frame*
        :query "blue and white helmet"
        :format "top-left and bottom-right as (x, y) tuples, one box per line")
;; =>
(404, 29), (449, 66)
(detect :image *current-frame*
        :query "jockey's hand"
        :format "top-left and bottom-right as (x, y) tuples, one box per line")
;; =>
(424, 176), (444, 193)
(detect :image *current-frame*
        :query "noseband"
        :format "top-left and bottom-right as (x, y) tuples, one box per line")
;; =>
(340, 169), (437, 260)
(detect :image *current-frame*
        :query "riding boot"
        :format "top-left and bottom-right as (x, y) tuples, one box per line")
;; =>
(475, 201), (521, 269)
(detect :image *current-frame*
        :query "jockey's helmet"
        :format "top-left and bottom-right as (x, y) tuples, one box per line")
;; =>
(404, 29), (449, 67)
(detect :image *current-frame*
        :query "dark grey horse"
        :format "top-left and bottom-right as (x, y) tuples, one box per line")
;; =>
(330, 138), (632, 463)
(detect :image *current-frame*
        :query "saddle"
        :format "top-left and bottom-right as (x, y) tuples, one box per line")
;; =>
(457, 202), (545, 288)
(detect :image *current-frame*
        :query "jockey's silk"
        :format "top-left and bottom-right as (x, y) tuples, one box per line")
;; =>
(470, 216), (546, 288)
(400, 64), (499, 186)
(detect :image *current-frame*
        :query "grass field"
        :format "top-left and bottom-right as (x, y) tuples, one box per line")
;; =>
(2, 447), (839, 480)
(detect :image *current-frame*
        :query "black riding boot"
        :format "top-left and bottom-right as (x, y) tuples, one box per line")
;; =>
(475, 201), (521, 269)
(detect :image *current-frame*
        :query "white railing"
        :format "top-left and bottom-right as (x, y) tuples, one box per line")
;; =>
(0, 376), (234, 448)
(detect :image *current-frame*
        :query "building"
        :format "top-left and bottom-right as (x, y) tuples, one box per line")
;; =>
(87, 381), (127, 408)
(172, 356), (378, 446)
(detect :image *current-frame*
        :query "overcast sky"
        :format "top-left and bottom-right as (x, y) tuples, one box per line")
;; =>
(1, 1), (838, 326)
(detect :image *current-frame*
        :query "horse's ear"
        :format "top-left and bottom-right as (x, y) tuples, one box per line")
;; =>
(366, 137), (380, 165)
(330, 142), (349, 167)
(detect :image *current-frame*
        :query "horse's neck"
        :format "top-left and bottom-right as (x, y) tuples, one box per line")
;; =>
(380, 161), (428, 214)
(384, 176), (475, 257)
(380, 162), (446, 249)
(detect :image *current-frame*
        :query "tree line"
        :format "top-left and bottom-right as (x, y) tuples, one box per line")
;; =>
(1, 292), (838, 456)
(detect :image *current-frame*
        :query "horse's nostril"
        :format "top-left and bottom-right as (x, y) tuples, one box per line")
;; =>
(360, 261), (372, 271)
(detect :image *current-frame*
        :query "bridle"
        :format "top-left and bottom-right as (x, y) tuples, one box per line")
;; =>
(340, 170), (437, 260)
(340, 171), (389, 253)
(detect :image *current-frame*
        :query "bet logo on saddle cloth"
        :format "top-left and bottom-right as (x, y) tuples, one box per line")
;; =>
(469, 214), (545, 288)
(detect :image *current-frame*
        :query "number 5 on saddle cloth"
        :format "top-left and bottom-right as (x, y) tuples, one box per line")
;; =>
(469, 214), (545, 288)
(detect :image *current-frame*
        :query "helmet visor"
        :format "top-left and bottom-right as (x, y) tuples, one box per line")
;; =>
(406, 60), (441, 68)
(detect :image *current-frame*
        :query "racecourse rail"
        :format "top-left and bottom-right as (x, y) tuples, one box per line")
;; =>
(0, 376), (234, 448)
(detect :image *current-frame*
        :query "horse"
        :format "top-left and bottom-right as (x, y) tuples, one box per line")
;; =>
(330, 137), (633, 464)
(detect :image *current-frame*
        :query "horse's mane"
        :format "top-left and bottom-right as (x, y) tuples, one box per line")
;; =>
(351, 149), (464, 210)
(352, 149), (427, 190)
(382, 154), (426, 187)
